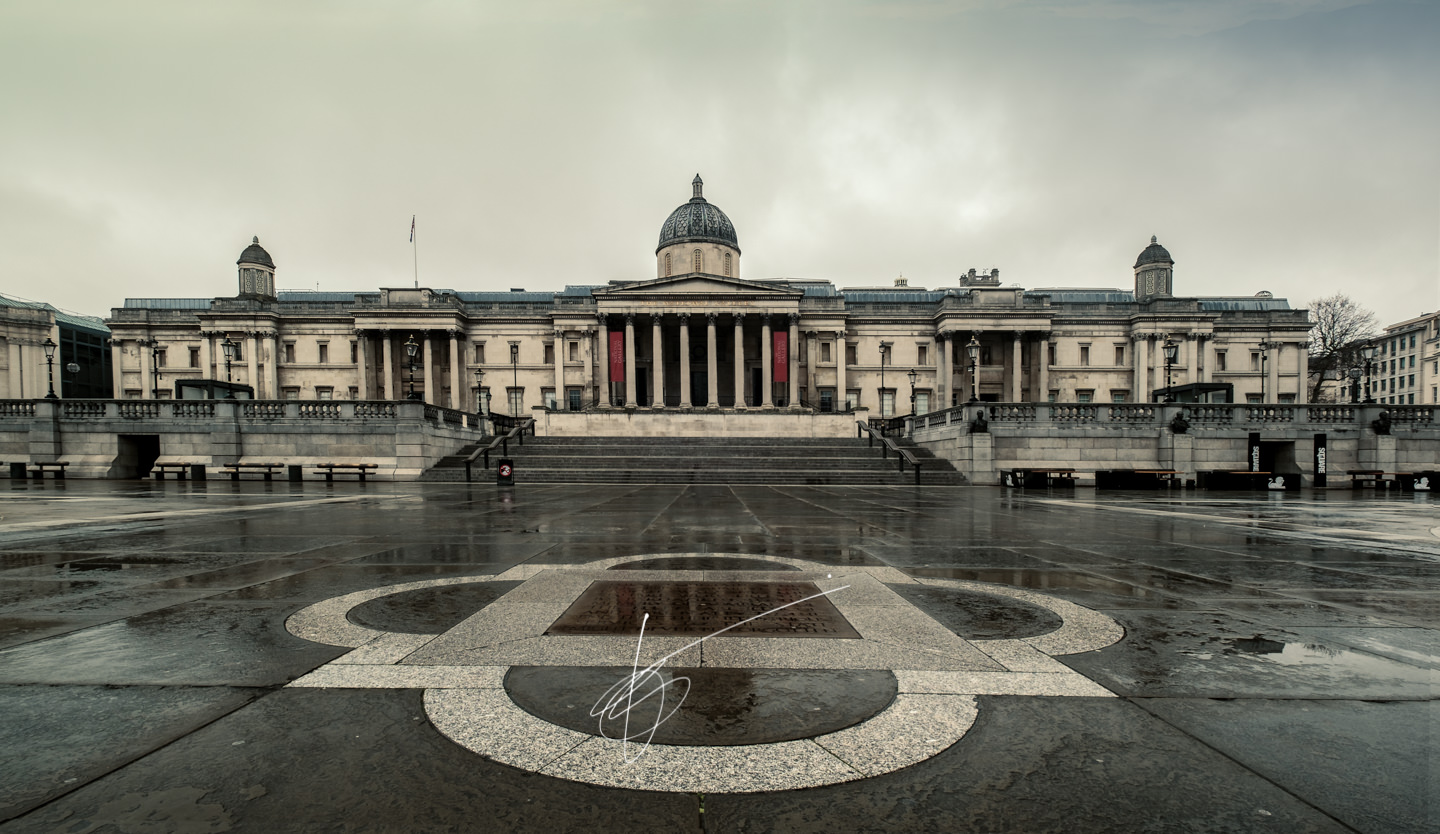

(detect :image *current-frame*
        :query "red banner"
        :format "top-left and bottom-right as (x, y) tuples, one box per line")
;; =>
(773, 331), (788, 383)
(609, 332), (625, 382)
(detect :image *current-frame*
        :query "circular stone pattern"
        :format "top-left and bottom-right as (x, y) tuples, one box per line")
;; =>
(608, 556), (799, 572)
(504, 667), (897, 746)
(346, 582), (521, 634)
(887, 585), (1064, 640)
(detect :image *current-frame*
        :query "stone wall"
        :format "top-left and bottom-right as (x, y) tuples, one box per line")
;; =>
(533, 407), (869, 438)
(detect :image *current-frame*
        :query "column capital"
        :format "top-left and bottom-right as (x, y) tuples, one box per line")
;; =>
(678, 312), (691, 323)
(624, 313), (634, 326)
(650, 312), (662, 324)
(597, 312), (608, 326)
(1012, 330), (1024, 341)
(1131, 332), (1149, 343)
(788, 312), (799, 326)
(706, 312), (717, 325)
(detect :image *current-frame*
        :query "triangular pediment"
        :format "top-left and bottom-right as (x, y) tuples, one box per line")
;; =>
(594, 274), (802, 298)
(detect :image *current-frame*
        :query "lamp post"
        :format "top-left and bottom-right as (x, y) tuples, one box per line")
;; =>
(907, 367), (918, 415)
(1362, 344), (1376, 403)
(1161, 335), (1178, 403)
(404, 335), (420, 401)
(42, 337), (58, 399)
(149, 341), (162, 400)
(966, 334), (981, 402)
(878, 341), (891, 417)
(1347, 365), (1361, 404)
(473, 367), (485, 414)
(65, 361), (79, 398)
(221, 337), (237, 396)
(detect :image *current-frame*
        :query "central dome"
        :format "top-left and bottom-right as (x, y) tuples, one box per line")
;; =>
(656, 175), (739, 254)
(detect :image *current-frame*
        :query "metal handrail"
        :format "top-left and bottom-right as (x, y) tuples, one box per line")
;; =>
(464, 418), (535, 481)
(856, 420), (923, 485)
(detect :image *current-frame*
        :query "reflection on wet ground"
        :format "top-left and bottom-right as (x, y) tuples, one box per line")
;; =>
(0, 481), (1435, 832)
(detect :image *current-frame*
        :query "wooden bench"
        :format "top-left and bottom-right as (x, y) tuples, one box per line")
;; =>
(1348, 469), (1385, 489)
(220, 462), (286, 481)
(1004, 468), (1076, 488)
(28, 461), (69, 480)
(313, 463), (377, 483)
(153, 462), (206, 481)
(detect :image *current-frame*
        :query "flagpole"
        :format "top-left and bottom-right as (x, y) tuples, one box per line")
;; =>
(411, 215), (418, 289)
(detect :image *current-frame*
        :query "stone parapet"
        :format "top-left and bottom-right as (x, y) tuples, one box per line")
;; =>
(533, 408), (869, 438)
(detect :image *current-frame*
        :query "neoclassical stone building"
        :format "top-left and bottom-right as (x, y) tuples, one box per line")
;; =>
(106, 177), (1312, 416)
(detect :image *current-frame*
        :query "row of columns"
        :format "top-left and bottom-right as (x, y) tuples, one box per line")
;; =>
(598, 312), (800, 408)
(354, 330), (468, 408)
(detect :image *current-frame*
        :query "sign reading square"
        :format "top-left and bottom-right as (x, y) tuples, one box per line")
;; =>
(546, 581), (860, 639)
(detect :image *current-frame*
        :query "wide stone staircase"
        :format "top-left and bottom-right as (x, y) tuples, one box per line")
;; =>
(421, 435), (967, 485)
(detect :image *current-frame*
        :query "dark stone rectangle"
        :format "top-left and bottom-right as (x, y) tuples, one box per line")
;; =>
(546, 581), (860, 638)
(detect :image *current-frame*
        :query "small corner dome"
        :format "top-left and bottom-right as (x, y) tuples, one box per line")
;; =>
(237, 236), (275, 269)
(657, 175), (739, 253)
(1134, 235), (1173, 268)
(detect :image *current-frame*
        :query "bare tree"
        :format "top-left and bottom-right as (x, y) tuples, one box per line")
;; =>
(1307, 293), (1377, 402)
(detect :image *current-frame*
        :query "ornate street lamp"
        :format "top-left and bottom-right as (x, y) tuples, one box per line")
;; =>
(404, 334), (420, 401)
(878, 340), (892, 417)
(65, 360), (80, 398)
(907, 367), (918, 415)
(149, 340), (162, 400)
(42, 337), (58, 399)
(1361, 344), (1376, 403)
(509, 341), (520, 412)
(1347, 365), (1362, 404)
(1161, 335), (1178, 403)
(966, 334), (981, 402)
(221, 336), (238, 388)
(473, 367), (486, 414)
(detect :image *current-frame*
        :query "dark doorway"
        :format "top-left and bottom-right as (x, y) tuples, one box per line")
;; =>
(116, 435), (161, 479)
(1260, 441), (1296, 474)
(750, 368), (762, 407)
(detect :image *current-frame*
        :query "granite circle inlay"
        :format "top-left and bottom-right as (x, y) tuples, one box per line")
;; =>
(609, 556), (799, 571)
(545, 581), (861, 639)
(505, 666), (897, 745)
(284, 552), (1125, 793)
(887, 585), (1065, 640)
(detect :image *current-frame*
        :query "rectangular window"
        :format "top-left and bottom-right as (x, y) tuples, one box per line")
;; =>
(155, 349), (166, 368)
(474, 343), (485, 364)
(567, 387), (582, 411)
(188, 347), (200, 368)
(845, 344), (857, 366)
(283, 387), (300, 400)
(1048, 390), (1058, 403)
(1408, 393), (1415, 404)
(1047, 344), (1056, 365)
(915, 391), (930, 414)
(284, 343), (296, 363)
(1076, 390), (1093, 404)
(1409, 355), (1416, 368)
(980, 347), (992, 365)
(846, 389), (860, 411)
(1247, 393), (1262, 404)
(348, 386), (358, 400)
(508, 388), (524, 415)
(880, 390), (895, 418)
(478, 387), (490, 412)
(819, 388), (834, 412)
(316, 387), (333, 400)
(1111, 391), (1127, 403)
(1380, 379), (1387, 391)
(1410, 374), (1415, 387)
(1250, 352), (1261, 372)
(569, 341), (578, 361)
(1410, 334), (1417, 349)
(544, 344), (555, 364)
(1215, 351), (1226, 371)
(1279, 394), (1296, 404)
(918, 345), (929, 365)
(1079, 345), (1090, 366)
(318, 343), (329, 364)
(350, 342), (358, 364)
(1114, 345), (1125, 365)
(821, 342), (832, 363)
(542, 388), (556, 410)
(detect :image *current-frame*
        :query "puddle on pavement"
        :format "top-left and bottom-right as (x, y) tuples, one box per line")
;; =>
(907, 567), (1172, 602)
(1223, 635), (1429, 676)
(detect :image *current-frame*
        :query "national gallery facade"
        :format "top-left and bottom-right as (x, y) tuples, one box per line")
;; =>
(107, 176), (1312, 417)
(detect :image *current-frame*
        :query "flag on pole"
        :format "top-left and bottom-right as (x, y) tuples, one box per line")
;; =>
(409, 216), (415, 242)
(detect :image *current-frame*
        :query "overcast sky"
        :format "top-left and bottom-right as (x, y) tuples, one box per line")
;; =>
(2, 0), (1435, 330)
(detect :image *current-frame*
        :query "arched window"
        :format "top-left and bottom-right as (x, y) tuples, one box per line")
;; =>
(664, 253), (671, 277)
(693, 249), (702, 273)
(724, 252), (731, 277)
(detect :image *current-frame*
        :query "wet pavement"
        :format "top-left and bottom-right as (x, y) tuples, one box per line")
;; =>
(0, 480), (1434, 832)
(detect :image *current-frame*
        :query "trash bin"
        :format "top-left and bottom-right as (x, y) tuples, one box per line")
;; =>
(497, 459), (514, 486)
(192, 464), (206, 481)
(9, 462), (25, 480)
(288, 464), (303, 482)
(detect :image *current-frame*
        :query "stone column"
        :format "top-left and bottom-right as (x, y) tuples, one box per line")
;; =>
(552, 330), (564, 411)
(200, 333), (214, 384)
(1038, 334), (1051, 402)
(1297, 341), (1309, 403)
(1010, 331), (1023, 402)
(761, 316), (774, 407)
(246, 333), (259, 396)
(733, 315), (746, 408)
(139, 340), (153, 399)
(678, 313), (692, 408)
(109, 339), (123, 397)
(1185, 333), (1198, 390)
(419, 333), (433, 404)
(1268, 343), (1281, 404)
(788, 314), (800, 408)
(836, 330), (847, 409)
(624, 314), (637, 407)
(934, 334), (948, 408)
(1152, 336), (1165, 400)
(356, 332), (371, 399)
(1203, 337), (1216, 384)
(266, 333), (280, 398)
(806, 329), (820, 405)
(707, 313), (719, 407)
(1133, 334), (1149, 402)
(597, 314), (611, 406)
(381, 332), (394, 400)
(650, 314), (664, 408)
(11, 341), (26, 398)
(452, 331), (465, 409)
